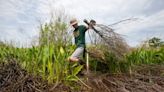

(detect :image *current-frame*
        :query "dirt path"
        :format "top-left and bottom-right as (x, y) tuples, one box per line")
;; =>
(82, 65), (164, 92)
(82, 73), (164, 92)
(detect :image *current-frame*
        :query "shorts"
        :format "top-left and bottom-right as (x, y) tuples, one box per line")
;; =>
(71, 47), (84, 58)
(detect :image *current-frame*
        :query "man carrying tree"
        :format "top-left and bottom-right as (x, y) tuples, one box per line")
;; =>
(68, 18), (95, 64)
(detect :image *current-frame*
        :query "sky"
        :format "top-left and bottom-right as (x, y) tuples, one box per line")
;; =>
(0, 0), (164, 47)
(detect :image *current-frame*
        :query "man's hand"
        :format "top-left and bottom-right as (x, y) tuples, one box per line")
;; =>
(89, 19), (96, 29)
(90, 19), (96, 26)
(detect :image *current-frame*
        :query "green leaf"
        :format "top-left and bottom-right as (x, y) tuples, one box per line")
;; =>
(72, 65), (83, 76)
(65, 75), (78, 82)
(60, 47), (65, 55)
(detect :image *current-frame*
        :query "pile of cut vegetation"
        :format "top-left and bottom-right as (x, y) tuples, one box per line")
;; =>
(0, 59), (49, 92)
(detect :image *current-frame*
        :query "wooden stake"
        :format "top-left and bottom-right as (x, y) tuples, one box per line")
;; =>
(86, 52), (89, 74)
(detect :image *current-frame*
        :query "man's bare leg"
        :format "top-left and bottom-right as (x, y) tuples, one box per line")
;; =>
(68, 57), (79, 62)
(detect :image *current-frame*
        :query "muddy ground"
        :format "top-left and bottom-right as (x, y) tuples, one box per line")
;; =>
(0, 60), (164, 92)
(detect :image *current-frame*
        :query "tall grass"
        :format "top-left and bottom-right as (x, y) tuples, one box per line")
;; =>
(88, 46), (164, 74)
(0, 18), (83, 86)
(126, 48), (164, 65)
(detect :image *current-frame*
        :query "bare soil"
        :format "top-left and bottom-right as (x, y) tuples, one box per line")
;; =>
(82, 65), (164, 92)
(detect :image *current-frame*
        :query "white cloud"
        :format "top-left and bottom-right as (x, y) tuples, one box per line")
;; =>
(113, 10), (164, 34)
(0, 0), (164, 47)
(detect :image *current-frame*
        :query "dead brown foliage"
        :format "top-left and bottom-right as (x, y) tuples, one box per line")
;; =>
(0, 59), (49, 92)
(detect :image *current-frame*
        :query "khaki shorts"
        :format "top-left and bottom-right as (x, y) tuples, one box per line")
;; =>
(71, 47), (84, 58)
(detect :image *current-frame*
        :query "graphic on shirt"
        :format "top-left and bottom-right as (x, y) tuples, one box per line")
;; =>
(73, 30), (80, 37)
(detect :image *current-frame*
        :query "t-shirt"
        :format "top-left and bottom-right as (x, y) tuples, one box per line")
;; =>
(73, 25), (87, 47)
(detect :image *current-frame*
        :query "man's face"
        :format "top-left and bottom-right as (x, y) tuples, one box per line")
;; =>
(72, 24), (78, 29)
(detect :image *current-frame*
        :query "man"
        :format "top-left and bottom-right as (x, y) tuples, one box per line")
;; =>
(69, 19), (94, 63)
